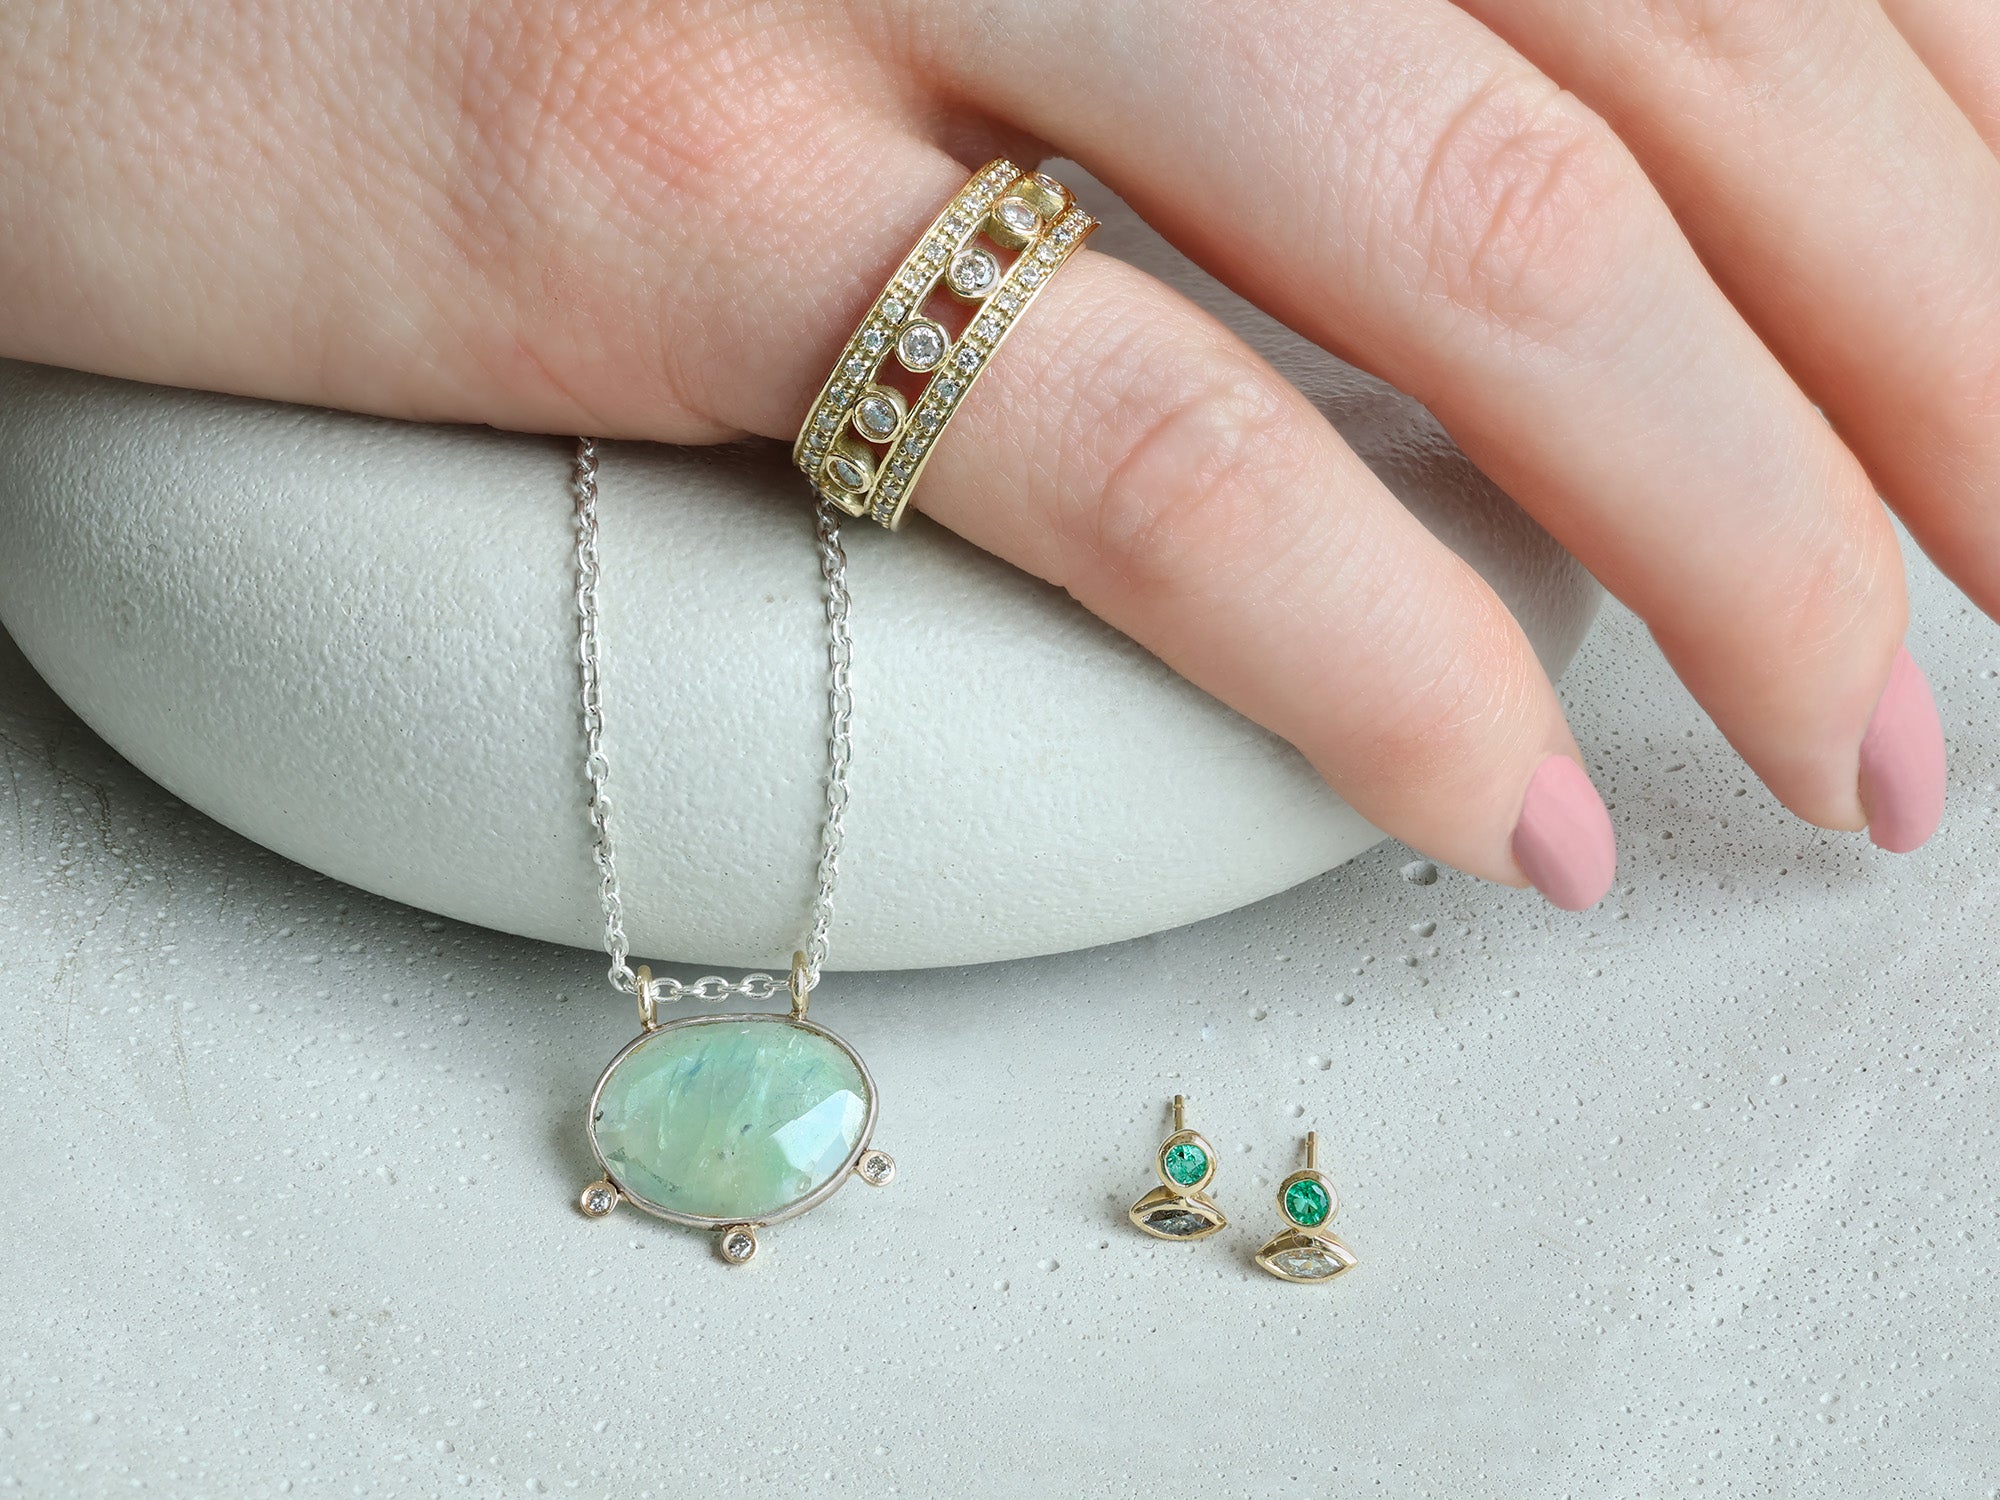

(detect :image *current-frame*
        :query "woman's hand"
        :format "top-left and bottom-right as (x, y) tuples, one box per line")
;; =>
(4, 0), (1981, 908)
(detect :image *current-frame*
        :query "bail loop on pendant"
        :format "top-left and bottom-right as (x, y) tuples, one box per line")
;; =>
(635, 964), (660, 1031)
(788, 951), (812, 1020)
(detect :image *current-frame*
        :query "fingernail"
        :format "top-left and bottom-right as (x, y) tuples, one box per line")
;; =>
(1512, 754), (1616, 911)
(1858, 646), (1945, 853)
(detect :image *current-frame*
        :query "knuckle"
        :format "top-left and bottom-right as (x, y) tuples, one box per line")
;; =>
(1791, 509), (1905, 662)
(1633, 0), (1823, 71)
(1071, 346), (1306, 597)
(1404, 73), (1642, 335)
(443, 3), (825, 431)
(1952, 327), (2000, 432)
(1347, 580), (1531, 797)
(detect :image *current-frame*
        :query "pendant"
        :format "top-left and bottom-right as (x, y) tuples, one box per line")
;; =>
(576, 964), (893, 1264)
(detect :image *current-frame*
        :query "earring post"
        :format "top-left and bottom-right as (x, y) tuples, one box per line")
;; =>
(1306, 1131), (1318, 1169)
(1172, 1095), (1185, 1132)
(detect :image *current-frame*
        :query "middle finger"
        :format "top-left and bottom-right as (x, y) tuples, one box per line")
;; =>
(940, 0), (1938, 846)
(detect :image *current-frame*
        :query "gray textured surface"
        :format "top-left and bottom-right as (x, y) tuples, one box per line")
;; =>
(1, 530), (1995, 1497)
(0, 161), (1599, 970)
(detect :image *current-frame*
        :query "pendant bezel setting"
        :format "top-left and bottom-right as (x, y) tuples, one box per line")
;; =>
(581, 1008), (884, 1246)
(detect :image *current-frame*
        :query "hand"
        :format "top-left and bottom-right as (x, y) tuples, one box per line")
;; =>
(3, 0), (1979, 909)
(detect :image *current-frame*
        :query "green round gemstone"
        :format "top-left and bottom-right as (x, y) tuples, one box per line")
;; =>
(1162, 1142), (1209, 1187)
(1283, 1177), (1332, 1227)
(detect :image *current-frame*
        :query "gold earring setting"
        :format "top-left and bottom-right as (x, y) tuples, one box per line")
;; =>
(1255, 1131), (1356, 1284)
(1128, 1096), (1228, 1241)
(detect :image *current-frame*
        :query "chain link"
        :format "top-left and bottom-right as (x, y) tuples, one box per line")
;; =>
(571, 437), (851, 1005)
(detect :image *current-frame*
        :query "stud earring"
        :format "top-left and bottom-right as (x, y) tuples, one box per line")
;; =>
(1128, 1095), (1227, 1240)
(1254, 1131), (1356, 1284)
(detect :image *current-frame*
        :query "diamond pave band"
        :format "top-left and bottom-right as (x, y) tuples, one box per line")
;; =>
(791, 161), (1097, 531)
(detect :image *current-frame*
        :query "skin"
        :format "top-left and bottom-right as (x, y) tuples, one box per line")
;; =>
(1, 0), (1991, 906)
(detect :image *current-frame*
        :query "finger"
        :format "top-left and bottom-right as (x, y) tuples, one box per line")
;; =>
(951, 0), (1934, 846)
(1880, 0), (2000, 149)
(915, 247), (1616, 907)
(632, 128), (1618, 905)
(1448, 0), (2000, 669)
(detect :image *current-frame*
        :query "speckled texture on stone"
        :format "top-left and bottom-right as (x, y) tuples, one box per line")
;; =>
(1, 534), (1997, 1494)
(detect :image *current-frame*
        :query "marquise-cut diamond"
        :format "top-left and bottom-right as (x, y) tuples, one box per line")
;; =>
(1141, 1206), (1213, 1238)
(1271, 1246), (1346, 1280)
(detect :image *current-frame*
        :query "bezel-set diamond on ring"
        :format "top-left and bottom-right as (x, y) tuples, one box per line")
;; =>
(987, 194), (1044, 248)
(851, 385), (906, 443)
(945, 245), (1000, 300)
(894, 318), (948, 373)
(790, 160), (1096, 530)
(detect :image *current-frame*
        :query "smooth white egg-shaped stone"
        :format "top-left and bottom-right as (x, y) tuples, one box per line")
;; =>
(0, 165), (1597, 970)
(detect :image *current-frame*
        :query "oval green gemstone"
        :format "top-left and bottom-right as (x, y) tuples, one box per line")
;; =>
(590, 1018), (870, 1222)
(1283, 1177), (1331, 1228)
(1162, 1142), (1209, 1187)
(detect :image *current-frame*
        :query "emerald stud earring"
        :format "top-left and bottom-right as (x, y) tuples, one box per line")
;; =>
(1128, 1095), (1228, 1241)
(1255, 1131), (1356, 1284)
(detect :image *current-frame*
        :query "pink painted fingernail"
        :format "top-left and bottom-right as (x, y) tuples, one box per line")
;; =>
(1512, 754), (1616, 911)
(1858, 646), (1945, 854)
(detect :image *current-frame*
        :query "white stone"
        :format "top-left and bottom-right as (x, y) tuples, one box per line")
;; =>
(0, 162), (1598, 969)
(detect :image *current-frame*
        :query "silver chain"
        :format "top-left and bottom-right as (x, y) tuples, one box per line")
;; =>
(571, 436), (853, 1005)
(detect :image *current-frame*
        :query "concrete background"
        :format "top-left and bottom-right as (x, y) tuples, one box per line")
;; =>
(1, 535), (1996, 1495)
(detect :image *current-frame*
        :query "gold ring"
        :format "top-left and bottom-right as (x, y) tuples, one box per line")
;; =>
(792, 159), (1097, 531)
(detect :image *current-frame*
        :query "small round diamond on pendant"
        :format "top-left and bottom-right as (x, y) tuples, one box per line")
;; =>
(718, 1225), (760, 1264)
(578, 1180), (618, 1218)
(945, 246), (999, 301)
(857, 1149), (897, 1187)
(895, 318), (948, 373)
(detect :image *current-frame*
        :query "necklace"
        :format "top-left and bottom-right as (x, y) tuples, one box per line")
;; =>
(567, 437), (894, 1265)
